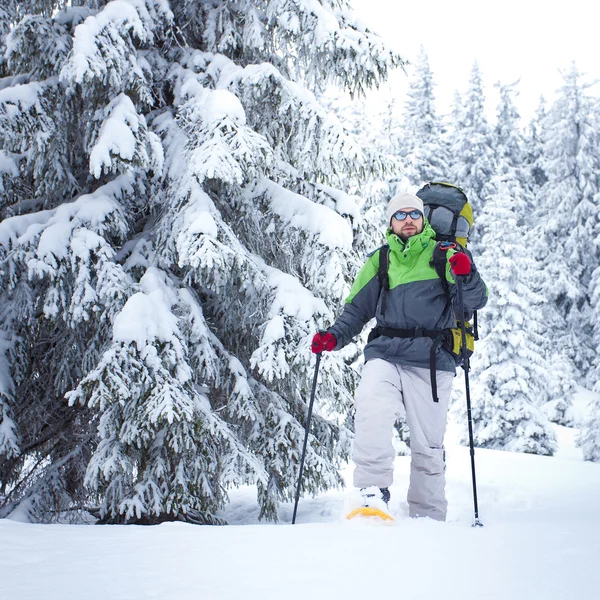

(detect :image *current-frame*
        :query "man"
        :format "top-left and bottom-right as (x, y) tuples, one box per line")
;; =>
(311, 191), (487, 521)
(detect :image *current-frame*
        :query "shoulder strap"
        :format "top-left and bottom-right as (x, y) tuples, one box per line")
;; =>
(378, 244), (390, 290)
(377, 244), (390, 315)
(432, 241), (453, 295)
(432, 241), (479, 337)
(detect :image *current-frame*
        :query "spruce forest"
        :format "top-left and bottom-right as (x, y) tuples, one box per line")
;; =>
(1, 0), (599, 525)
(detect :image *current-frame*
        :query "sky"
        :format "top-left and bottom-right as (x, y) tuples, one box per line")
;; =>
(351, 0), (600, 122)
(3, 392), (600, 599)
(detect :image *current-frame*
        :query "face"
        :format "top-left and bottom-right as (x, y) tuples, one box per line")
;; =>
(390, 208), (424, 241)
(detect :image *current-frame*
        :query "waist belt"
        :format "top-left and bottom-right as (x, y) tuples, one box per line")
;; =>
(368, 326), (453, 403)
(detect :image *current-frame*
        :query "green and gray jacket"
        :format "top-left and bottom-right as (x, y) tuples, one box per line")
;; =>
(328, 221), (488, 373)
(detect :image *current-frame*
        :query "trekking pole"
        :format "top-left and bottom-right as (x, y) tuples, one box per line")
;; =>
(456, 276), (483, 527)
(292, 352), (322, 524)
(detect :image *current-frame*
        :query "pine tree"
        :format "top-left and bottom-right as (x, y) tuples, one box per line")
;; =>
(534, 64), (600, 384)
(579, 397), (600, 462)
(0, 1), (404, 523)
(490, 81), (578, 425)
(451, 84), (557, 454)
(466, 172), (556, 455)
(580, 263), (600, 461)
(524, 96), (549, 196)
(399, 46), (450, 185)
(493, 82), (526, 181)
(448, 62), (495, 215)
(0, 2), (17, 76)
(379, 95), (403, 156)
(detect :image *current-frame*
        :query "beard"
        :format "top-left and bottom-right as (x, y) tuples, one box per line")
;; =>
(398, 224), (422, 241)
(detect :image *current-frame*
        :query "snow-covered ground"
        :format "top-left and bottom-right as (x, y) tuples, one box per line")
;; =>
(2, 393), (600, 600)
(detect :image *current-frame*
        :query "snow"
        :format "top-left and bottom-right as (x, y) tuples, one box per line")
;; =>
(184, 205), (218, 238)
(200, 88), (247, 125)
(303, 0), (340, 44)
(263, 265), (329, 323)
(112, 268), (180, 353)
(2, 425), (599, 600)
(0, 150), (19, 177)
(316, 182), (362, 220)
(571, 385), (599, 423)
(2, 1), (599, 597)
(89, 94), (142, 178)
(0, 80), (44, 116)
(0, 209), (55, 248)
(0, 177), (131, 251)
(66, 0), (146, 84)
(172, 59), (246, 126)
(255, 178), (354, 250)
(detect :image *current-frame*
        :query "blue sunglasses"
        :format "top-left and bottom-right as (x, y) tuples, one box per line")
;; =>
(392, 209), (423, 221)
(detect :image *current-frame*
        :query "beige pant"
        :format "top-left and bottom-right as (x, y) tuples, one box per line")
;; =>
(352, 358), (453, 521)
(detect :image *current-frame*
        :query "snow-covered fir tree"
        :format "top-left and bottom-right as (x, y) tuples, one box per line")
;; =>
(524, 96), (549, 196)
(534, 64), (600, 388)
(488, 81), (578, 424)
(449, 81), (553, 453)
(399, 46), (450, 185)
(316, 87), (403, 232)
(579, 142), (600, 458)
(378, 96), (403, 156)
(492, 83), (526, 184)
(466, 172), (557, 455)
(0, 0), (404, 523)
(447, 62), (495, 217)
(579, 396), (600, 462)
(579, 262), (600, 461)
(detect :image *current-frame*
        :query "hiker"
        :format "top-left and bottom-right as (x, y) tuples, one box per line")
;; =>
(311, 190), (488, 521)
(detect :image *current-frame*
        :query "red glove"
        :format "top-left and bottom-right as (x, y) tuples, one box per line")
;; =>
(449, 252), (471, 276)
(311, 331), (336, 354)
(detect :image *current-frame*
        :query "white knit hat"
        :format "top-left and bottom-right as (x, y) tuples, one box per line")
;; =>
(386, 192), (424, 225)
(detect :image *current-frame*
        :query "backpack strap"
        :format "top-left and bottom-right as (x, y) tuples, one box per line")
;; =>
(431, 240), (456, 295)
(432, 239), (479, 349)
(378, 244), (390, 289)
(377, 244), (390, 314)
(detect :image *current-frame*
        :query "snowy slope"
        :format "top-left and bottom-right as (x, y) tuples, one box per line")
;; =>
(2, 418), (600, 600)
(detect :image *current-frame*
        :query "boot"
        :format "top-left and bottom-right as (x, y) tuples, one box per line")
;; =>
(360, 486), (391, 510)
